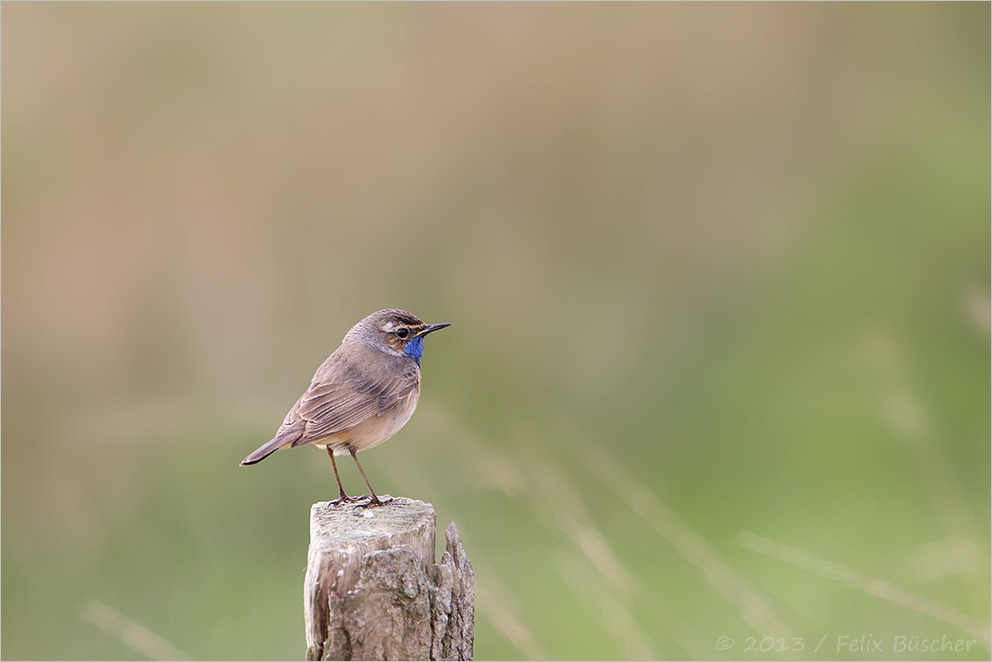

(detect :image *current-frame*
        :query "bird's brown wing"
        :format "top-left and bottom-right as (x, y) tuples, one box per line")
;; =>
(295, 366), (420, 441)
(241, 346), (421, 465)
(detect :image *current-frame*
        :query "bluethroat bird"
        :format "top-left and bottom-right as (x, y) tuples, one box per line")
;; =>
(241, 309), (449, 507)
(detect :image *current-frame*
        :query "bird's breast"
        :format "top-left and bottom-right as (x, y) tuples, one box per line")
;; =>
(325, 385), (421, 455)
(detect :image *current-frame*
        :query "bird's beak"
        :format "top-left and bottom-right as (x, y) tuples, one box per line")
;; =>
(417, 322), (451, 337)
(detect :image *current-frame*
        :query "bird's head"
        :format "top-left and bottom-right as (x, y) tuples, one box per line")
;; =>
(349, 309), (450, 364)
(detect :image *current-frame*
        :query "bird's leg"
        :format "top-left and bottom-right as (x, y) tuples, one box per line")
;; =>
(350, 447), (391, 507)
(327, 448), (359, 505)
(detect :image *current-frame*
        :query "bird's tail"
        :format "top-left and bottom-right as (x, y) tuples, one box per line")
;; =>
(240, 422), (305, 466)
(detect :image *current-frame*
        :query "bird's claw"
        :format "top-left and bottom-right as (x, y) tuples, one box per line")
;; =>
(351, 495), (393, 509)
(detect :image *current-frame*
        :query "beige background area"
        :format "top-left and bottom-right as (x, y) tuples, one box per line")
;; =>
(3, 4), (989, 660)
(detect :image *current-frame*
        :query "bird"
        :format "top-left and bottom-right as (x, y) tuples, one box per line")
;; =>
(241, 309), (450, 507)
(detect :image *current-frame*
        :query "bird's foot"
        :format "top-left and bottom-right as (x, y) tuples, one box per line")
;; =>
(351, 494), (393, 508)
(328, 494), (362, 506)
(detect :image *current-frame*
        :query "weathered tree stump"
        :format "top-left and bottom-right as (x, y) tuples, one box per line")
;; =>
(304, 497), (474, 661)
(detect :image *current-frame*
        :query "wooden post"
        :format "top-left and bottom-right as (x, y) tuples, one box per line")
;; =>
(304, 497), (474, 661)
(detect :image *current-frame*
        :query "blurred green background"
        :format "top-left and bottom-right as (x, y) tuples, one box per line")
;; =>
(2, 3), (989, 660)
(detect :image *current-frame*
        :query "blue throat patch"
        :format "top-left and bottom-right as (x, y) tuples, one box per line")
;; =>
(404, 335), (425, 364)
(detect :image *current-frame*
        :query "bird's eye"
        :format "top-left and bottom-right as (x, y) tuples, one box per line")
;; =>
(395, 327), (409, 339)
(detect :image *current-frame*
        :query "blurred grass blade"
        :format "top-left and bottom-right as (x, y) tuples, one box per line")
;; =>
(82, 600), (191, 661)
(738, 531), (991, 649)
(557, 551), (657, 660)
(573, 435), (793, 641)
(472, 561), (549, 661)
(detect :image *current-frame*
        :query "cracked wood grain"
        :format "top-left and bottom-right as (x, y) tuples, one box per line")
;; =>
(304, 497), (474, 661)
